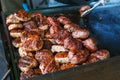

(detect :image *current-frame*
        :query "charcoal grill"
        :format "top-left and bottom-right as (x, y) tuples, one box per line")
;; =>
(0, 1), (120, 80)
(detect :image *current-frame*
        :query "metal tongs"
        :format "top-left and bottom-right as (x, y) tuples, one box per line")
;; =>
(81, 0), (110, 17)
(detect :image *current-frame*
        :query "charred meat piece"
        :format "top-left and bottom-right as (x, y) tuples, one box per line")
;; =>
(21, 30), (43, 42)
(23, 21), (37, 30)
(79, 5), (91, 15)
(18, 56), (38, 72)
(12, 37), (23, 48)
(60, 63), (77, 70)
(82, 55), (100, 65)
(83, 50), (110, 65)
(20, 69), (37, 80)
(31, 11), (47, 25)
(51, 45), (68, 53)
(55, 30), (70, 44)
(35, 49), (59, 74)
(22, 35), (43, 51)
(30, 29), (45, 38)
(18, 47), (33, 57)
(64, 36), (82, 50)
(49, 26), (61, 36)
(47, 17), (60, 27)
(91, 49), (110, 60)
(72, 29), (89, 39)
(39, 59), (59, 74)
(21, 30), (38, 42)
(14, 10), (31, 21)
(82, 38), (98, 52)
(6, 14), (20, 25)
(55, 52), (69, 64)
(10, 29), (23, 38)
(35, 49), (53, 63)
(64, 23), (80, 32)
(8, 23), (23, 30)
(68, 49), (89, 64)
(34, 68), (42, 75)
(57, 16), (71, 25)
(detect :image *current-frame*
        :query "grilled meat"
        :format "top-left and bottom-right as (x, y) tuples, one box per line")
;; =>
(64, 36), (82, 50)
(20, 69), (36, 80)
(6, 10), (110, 79)
(6, 13), (20, 25)
(35, 49), (53, 63)
(18, 56), (38, 72)
(68, 49), (89, 64)
(47, 17), (60, 27)
(57, 16), (71, 25)
(55, 30), (70, 44)
(51, 45), (68, 53)
(82, 38), (98, 52)
(31, 11), (47, 25)
(55, 52), (69, 64)
(91, 49), (110, 60)
(23, 21), (37, 30)
(21, 30), (44, 51)
(82, 55), (100, 65)
(64, 23), (80, 32)
(14, 10), (31, 21)
(22, 35), (43, 51)
(18, 47), (33, 57)
(20, 68), (41, 80)
(12, 37), (23, 48)
(39, 59), (59, 74)
(60, 63), (77, 70)
(72, 29), (89, 39)
(83, 49), (110, 65)
(10, 29), (23, 38)
(8, 23), (23, 30)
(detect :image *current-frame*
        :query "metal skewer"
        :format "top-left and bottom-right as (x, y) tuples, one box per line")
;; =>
(81, 0), (110, 17)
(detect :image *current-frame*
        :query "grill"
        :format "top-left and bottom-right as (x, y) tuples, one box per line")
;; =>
(1, 1), (120, 80)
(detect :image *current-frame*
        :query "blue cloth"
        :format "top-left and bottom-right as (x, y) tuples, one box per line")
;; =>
(88, 3), (120, 56)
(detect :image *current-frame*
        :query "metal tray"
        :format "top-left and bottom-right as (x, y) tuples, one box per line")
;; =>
(1, 6), (120, 80)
